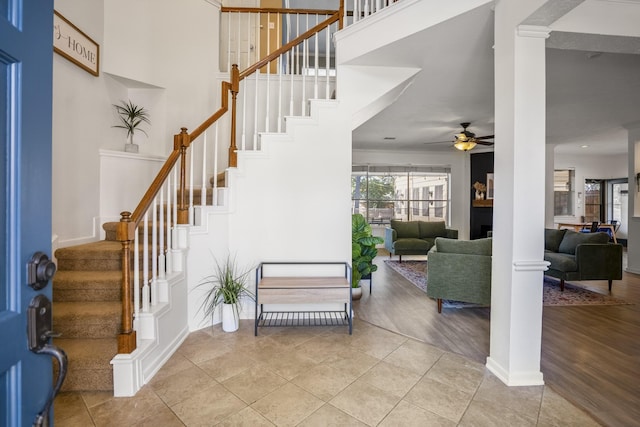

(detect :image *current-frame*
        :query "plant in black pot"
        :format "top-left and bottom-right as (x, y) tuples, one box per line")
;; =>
(352, 213), (384, 300)
(198, 255), (255, 332)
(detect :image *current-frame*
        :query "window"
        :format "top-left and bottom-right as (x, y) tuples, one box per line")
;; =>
(351, 166), (451, 224)
(584, 179), (603, 223)
(554, 170), (574, 216)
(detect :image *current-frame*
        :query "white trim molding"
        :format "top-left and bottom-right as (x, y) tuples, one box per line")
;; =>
(513, 260), (550, 271)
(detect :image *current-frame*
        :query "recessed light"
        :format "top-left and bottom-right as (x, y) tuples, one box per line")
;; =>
(383, 136), (396, 140)
(581, 145), (589, 148)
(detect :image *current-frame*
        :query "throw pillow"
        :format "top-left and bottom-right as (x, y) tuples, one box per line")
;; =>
(558, 230), (610, 254)
(545, 228), (567, 252)
(419, 221), (447, 238)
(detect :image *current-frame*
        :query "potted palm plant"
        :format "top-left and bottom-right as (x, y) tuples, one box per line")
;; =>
(352, 213), (384, 300)
(198, 255), (255, 332)
(112, 99), (151, 153)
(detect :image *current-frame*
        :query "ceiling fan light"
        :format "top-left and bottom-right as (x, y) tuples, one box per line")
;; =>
(454, 140), (477, 151)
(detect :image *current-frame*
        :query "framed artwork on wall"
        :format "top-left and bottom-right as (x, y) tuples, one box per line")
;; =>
(53, 10), (100, 76)
(486, 173), (494, 199)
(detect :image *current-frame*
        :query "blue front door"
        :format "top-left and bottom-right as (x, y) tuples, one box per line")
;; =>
(1, 0), (55, 425)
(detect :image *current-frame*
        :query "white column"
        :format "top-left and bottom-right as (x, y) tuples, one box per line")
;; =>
(487, 17), (550, 385)
(625, 123), (640, 273)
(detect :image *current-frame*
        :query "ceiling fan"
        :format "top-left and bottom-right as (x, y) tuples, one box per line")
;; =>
(425, 122), (494, 151)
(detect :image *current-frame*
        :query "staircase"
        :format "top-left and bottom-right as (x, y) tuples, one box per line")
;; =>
(53, 239), (122, 391)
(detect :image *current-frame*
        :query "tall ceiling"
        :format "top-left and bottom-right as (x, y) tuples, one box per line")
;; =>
(349, 1), (640, 156)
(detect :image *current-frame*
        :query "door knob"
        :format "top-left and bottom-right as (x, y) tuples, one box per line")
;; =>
(27, 251), (56, 290)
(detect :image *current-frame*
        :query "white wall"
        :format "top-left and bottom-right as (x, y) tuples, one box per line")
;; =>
(53, 0), (109, 246)
(352, 148), (471, 239)
(53, 0), (221, 247)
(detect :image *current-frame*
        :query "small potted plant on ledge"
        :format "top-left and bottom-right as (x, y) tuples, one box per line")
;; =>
(352, 213), (384, 300)
(198, 255), (255, 332)
(112, 99), (151, 153)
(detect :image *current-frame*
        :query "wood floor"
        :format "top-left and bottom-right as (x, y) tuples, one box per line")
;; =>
(354, 250), (640, 427)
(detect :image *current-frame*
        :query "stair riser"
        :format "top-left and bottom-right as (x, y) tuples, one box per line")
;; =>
(57, 254), (164, 271)
(57, 258), (121, 271)
(54, 320), (120, 339)
(53, 288), (121, 303)
(59, 367), (113, 392)
(104, 229), (169, 243)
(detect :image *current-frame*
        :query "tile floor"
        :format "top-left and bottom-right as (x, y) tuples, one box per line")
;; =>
(54, 319), (599, 426)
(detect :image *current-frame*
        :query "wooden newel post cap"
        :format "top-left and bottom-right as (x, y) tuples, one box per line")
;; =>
(120, 211), (131, 222)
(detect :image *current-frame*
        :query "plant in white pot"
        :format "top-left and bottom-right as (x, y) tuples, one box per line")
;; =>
(198, 255), (254, 332)
(112, 100), (150, 153)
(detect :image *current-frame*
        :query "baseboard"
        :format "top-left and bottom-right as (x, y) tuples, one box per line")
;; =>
(486, 357), (545, 386)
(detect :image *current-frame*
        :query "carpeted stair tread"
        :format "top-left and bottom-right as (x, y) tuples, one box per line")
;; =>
(53, 270), (121, 302)
(54, 338), (116, 392)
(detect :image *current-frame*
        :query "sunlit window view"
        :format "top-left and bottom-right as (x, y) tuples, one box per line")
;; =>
(351, 166), (451, 225)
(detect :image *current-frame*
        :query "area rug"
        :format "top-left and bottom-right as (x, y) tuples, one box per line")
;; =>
(384, 260), (631, 307)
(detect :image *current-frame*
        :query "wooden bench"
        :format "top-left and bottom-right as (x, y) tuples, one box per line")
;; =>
(254, 262), (352, 336)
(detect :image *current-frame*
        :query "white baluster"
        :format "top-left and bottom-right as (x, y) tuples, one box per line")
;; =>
(159, 184), (166, 279)
(236, 11), (241, 68)
(277, 12), (283, 132)
(142, 212), (150, 312)
(265, 12), (271, 133)
(172, 168), (178, 250)
(253, 70), (259, 150)
(314, 14), (319, 99)
(165, 172), (173, 274)
(278, 52), (283, 132)
(241, 79), (247, 151)
(151, 196), (158, 306)
(301, 38), (307, 115)
(213, 123), (219, 206)
(325, 24), (330, 98)
(201, 132), (207, 206)
(289, 49), (294, 116)
(188, 140), (194, 224)
(227, 12), (231, 72)
(134, 227), (140, 319)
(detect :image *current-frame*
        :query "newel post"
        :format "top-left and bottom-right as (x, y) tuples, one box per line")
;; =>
(229, 64), (240, 168)
(117, 211), (137, 354)
(339, 0), (344, 29)
(175, 127), (191, 224)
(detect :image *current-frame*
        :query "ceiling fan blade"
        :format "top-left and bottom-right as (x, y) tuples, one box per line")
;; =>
(476, 140), (494, 146)
(475, 135), (494, 140)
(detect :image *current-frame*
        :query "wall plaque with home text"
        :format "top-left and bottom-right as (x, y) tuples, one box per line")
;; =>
(53, 10), (99, 76)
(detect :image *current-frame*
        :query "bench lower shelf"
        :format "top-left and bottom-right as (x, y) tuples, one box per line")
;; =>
(256, 309), (350, 329)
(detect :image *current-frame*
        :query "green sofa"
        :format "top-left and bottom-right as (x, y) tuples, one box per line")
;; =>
(385, 220), (458, 261)
(544, 228), (623, 291)
(427, 237), (492, 313)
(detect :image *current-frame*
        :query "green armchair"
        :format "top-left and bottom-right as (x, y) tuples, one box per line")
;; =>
(427, 237), (492, 313)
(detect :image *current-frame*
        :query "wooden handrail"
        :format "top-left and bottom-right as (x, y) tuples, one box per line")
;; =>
(239, 12), (340, 81)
